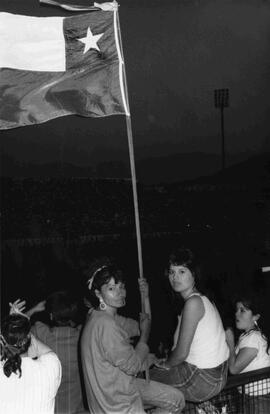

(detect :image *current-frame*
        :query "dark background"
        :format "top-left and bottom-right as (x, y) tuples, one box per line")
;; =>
(1, 0), (270, 182)
(1, 0), (270, 351)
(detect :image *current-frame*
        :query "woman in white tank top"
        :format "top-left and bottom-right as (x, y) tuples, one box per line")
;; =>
(150, 247), (229, 403)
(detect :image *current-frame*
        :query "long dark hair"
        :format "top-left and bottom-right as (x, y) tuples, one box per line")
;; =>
(167, 247), (205, 289)
(0, 314), (31, 378)
(165, 247), (217, 312)
(236, 293), (270, 354)
(167, 247), (201, 278)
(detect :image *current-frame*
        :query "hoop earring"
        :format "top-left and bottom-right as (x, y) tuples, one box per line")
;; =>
(99, 299), (107, 311)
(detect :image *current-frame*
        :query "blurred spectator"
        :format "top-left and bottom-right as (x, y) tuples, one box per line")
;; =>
(226, 292), (270, 413)
(0, 313), (61, 414)
(10, 292), (87, 414)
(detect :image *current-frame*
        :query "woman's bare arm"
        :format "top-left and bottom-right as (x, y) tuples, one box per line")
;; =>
(166, 296), (204, 367)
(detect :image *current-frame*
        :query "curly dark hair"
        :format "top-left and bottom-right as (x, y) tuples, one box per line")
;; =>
(1, 314), (31, 378)
(164, 247), (216, 312)
(86, 261), (125, 308)
(167, 247), (201, 276)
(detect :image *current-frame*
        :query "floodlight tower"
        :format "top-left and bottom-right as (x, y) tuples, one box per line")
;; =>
(214, 88), (229, 171)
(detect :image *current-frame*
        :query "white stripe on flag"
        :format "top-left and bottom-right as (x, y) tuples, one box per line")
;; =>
(113, 10), (130, 117)
(262, 266), (270, 273)
(0, 13), (65, 72)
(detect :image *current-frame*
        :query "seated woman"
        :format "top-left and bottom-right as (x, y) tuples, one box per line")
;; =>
(80, 262), (185, 414)
(225, 293), (270, 412)
(0, 313), (61, 414)
(150, 247), (229, 403)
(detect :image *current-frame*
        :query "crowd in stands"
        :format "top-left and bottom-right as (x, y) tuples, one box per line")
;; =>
(0, 177), (264, 243)
(0, 176), (269, 412)
(1, 248), (269, 413)
(1, 178), (135, 240)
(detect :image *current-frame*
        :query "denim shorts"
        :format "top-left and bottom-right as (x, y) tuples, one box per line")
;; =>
(149, 360), (228, 403)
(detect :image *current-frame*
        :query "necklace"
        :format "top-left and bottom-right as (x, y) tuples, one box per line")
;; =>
(241, 326), (260, 338)
(184, 289), (200, 301)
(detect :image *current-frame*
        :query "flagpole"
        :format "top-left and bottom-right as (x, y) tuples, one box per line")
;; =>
(116, 9), (150, 383)
(125, 115), (144, 282)
(115, 11), (144, 283)
(0, 152), (1, 330)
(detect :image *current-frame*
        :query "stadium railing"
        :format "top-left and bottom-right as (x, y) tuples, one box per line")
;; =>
(182, 367), (270, 413)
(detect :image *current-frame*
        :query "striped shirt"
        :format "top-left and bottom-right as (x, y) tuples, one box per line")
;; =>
(32, 321), (84, 414)
(0, 352), (61, 414)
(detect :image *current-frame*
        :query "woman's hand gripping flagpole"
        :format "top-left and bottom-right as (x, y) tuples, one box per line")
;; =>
(138, 277), (151, 382)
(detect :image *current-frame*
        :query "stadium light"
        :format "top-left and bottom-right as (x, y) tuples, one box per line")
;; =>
(214, 88), (229, 171)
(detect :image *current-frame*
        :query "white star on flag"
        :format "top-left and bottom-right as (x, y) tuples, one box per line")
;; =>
(78, 26), (104, 54)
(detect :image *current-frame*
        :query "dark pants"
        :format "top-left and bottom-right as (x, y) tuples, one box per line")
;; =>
(149, 360), (228, 403)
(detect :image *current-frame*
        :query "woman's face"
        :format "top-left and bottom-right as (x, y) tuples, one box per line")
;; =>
(235, 301), (258, 332)
(97, 277), (126, 309)
(168, 264), (195, 294)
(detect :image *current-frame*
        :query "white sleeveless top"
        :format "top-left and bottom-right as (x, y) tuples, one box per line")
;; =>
(172, 294), (229, 369)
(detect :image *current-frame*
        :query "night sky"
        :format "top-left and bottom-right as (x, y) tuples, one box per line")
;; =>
(1, 1), (270, 350)
(1, 0), (270, 183)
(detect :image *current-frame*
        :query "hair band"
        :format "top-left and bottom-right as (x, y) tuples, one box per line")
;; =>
(87, 265), (108, 290)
